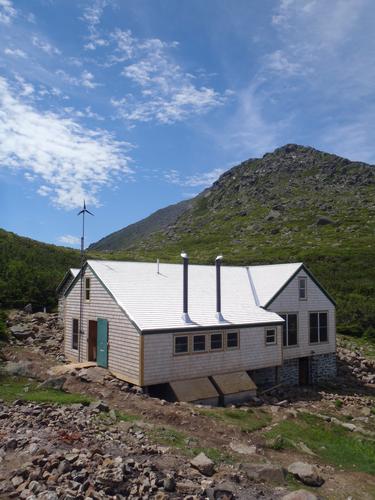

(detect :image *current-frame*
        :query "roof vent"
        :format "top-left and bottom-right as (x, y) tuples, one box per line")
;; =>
(181, 252), (191, 323)
(215, 255), (224, 322)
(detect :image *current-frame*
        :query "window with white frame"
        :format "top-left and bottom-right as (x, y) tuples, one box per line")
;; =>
(193, 334), (206, 352)
(280, 313), (298, 347)
(265, 327), (277, 345)
(309, 312), (328, 343)
(174, 335), (189, 354)
(72, 318), (79, 350)
(210, 332), (223, 350)
(85, 277), (91, 301)
(226, 331), (239, 349)
(299, 277), (307, 300)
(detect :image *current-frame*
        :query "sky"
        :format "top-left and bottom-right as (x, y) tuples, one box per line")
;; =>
(1, 0), (375, 247)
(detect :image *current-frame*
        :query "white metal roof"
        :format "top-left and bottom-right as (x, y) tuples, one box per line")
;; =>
(70, 268), (80, 278)
(82, 260), (303, 332)
(248, 262), (302, 307)
(56, 267), (80, 294)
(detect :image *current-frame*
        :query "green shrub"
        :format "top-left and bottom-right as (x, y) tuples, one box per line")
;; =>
(0, 309), (8, 341)
(363, 327), (375, 343)
(335, 399), (343, 409)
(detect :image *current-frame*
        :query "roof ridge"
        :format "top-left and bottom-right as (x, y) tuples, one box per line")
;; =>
(246, 266), (260, 307)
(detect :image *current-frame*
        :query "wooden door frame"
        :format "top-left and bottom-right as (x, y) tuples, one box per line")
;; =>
(88, 320), (97, 362)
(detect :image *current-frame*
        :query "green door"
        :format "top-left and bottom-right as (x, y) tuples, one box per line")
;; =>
(97, 318), (108, 368)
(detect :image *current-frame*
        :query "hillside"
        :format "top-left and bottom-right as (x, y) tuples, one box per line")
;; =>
(0, 228), (80, 311)
(89, 199), (193, 251)
(91, 144), (375, 336)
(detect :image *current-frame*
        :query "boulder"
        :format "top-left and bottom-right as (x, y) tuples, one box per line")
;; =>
(244, 464), (285, 483)
(229, 442), (257, 455)
(266, 209), (281, 221)
(90, 401), (109, 412)
(206, 481), (235, 499)
(24, 304), (33, 314)
(163, 476), (176, 492)
(287, 462), (324, 487)
(190, 452), (215, 476)
(9, 325), (33, 340)
(38, 377), (66, 391)
(316, 216), (334, 226)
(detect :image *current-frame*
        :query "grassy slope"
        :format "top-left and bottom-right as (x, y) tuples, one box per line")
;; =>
(266, 412), (375, 475)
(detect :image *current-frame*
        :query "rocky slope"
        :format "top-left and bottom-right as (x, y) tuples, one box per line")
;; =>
(89, 199), (193, 252)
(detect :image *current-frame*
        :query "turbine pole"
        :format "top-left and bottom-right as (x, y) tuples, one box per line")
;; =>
(77, 200), (94, 363)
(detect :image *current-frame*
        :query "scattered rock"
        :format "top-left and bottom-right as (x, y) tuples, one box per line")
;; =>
(24, 303), (33, 314)
(38, 376), (66, 391)
(282, 489), (318, 500)
(163, 476), (176, 492)
(90, 400), (109, 412)
(244, 464), (286, 483)
(229, 441), (258, 455)
(316, 216), (335, 226)
(287, 462), (324, 487)
(190, 452), (215, 476)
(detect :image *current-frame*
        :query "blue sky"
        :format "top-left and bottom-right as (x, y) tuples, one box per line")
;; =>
(1, 0), (374, 247)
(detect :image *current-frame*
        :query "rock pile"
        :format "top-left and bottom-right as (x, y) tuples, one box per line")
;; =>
(0, 401), (286, 499)
(337, 346), (375, 385)
(6, 311), (64, 360)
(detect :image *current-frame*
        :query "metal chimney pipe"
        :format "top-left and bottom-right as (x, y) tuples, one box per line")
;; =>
(181, 252), (191, 323)
(216, 255), (224, 322)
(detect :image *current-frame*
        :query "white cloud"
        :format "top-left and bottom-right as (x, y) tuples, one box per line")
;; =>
(32, 35), (61, 56)
(55, 69), (100, 89)
(0, 0), (16, 24)
(4, 47), (26, 58)
(14, 75), (35, 96)
(81, 70), (99, 89)
(265, 50), (303, 76)
(109, 32), (230, 124)
(58, 234), (81, 246)
(0, 76), (133, 209)
(82, 0), (110, 51)
(164, 167), (225, 188)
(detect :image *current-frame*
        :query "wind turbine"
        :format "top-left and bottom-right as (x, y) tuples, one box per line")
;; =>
(77, 200), (94, 362)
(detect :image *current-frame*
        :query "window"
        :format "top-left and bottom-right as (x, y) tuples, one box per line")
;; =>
(280, 313), (298, 347)
(299, 277), (307, 300)
(193, 334), (206, 352)
(85, 278), (91, 301)
(226, 331), (239, 349)
(72, 318), (79, 350)
(265, 327), (277, 345)
(210, 333), (223, 351)
(309, 312), (328, 343)
(174, 336), (189, 354)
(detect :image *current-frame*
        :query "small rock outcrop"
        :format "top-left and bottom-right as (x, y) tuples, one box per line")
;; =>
(287, 462), (324, 487)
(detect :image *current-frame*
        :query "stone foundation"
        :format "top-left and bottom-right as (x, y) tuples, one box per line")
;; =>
(280, 358), (299, 386)
(311, 352), (336, 383)
(280, 353), (337, 386)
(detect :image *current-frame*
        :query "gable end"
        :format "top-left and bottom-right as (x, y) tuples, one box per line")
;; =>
(264, 264), (336, 308)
